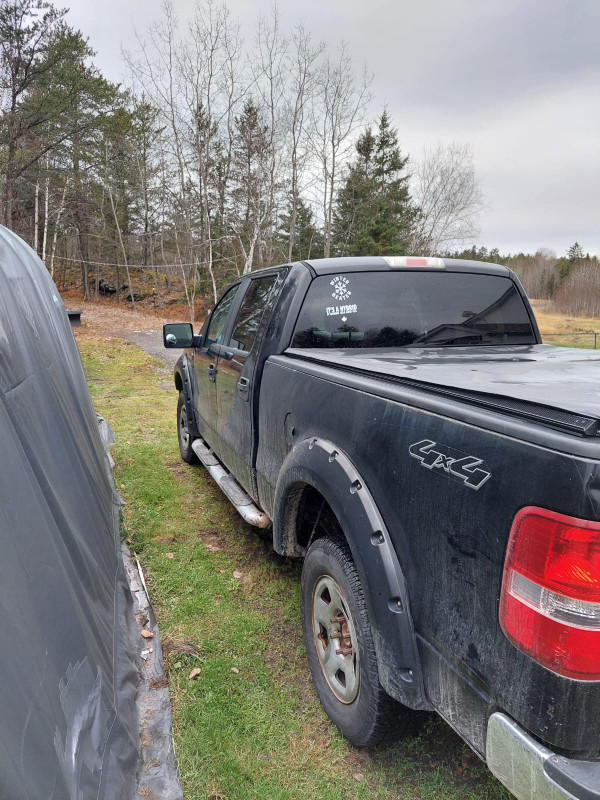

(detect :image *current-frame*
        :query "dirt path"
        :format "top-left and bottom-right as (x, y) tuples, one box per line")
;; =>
(68, 301), (181, 370)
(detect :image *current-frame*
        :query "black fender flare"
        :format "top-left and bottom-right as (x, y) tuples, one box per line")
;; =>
(272, 436), (429, 710)
(174, 355), (199, 438)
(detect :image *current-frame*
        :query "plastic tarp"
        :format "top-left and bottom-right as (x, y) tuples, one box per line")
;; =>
(0, 226), (139, 799)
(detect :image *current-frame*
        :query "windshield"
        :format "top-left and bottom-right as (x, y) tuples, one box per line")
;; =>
(291, 271), (536, 349)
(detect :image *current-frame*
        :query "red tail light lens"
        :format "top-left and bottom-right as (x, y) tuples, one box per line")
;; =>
(499, 506), (600, 680)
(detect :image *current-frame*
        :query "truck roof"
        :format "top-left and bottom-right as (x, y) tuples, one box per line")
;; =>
(301, 256), (510, 277)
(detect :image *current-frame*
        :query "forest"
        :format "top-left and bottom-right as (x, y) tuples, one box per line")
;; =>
(1, 0), (598, 318)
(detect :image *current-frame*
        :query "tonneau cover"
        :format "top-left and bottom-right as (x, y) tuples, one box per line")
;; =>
(286, 345), (600, 420)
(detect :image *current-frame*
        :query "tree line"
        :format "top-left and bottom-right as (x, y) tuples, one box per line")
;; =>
(452, 243), (600, 318)
(2, 0), (597, 320)
(1, 0), (486, 316)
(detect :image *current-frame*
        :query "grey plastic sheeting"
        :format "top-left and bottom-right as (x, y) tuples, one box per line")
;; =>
(0, 226), (139, 799)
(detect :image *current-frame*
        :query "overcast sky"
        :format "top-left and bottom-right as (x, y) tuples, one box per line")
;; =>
(67, 0), (600, 256)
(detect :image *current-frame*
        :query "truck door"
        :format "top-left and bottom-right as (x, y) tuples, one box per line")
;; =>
(215, 272), (280, 496)
(193, 283), (241, 450)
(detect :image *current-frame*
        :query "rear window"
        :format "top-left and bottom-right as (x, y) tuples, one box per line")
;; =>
(291, 271), (536, 349)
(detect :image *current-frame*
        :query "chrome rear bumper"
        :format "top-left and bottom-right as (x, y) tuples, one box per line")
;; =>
(487, 713), (600, 800)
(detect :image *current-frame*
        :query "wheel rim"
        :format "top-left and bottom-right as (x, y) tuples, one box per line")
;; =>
(311, 574), (360, 704)
(179, 404), (190, 450)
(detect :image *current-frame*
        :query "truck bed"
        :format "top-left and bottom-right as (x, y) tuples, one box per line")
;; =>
(286, 344), (600, 420)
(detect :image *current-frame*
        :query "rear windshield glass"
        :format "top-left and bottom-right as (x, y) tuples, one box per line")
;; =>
(291, 271), (536, 349)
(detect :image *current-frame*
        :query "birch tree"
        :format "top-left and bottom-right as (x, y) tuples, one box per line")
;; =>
(411, 142), (484, 255)
(310, 43), (371, 258)
(284, 23), (323, 261)
(229, 101), (272, 274)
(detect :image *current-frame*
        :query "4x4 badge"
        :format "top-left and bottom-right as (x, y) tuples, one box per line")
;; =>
(409, 439), (491, 491)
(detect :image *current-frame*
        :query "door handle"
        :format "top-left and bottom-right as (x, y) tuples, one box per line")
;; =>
(238, 376), (250, 400)
(208, 363), (217, 383)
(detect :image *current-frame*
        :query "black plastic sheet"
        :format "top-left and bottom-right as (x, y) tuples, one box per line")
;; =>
(0, 226), (139, 799)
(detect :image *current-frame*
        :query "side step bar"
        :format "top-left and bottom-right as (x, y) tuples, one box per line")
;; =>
(191, 439), (271, 529)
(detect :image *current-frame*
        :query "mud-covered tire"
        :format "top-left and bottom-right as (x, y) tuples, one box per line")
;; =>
(301, 536), (415, 747)
(177, 391), (197, 463)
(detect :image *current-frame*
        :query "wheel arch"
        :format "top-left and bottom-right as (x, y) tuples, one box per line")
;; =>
(174, 355), (199, 438)
(272, 437), (429, 710)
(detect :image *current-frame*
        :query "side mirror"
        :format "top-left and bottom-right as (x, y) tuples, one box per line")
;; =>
(163, 322), (194, 348)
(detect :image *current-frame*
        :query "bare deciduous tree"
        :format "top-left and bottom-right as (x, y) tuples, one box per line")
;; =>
(310, 43), (372, 258)
(553, 260), (600, 317)
(285, 23), (323, 262)
(411, 142), (484, 255)
(253, 6), (287, 265)
(509, 249), (557, 299)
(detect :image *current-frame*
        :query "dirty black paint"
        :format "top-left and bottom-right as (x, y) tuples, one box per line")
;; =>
(169, 256), (600, 761)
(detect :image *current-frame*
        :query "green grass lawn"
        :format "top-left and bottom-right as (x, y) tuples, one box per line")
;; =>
(78, 334), (512, 800)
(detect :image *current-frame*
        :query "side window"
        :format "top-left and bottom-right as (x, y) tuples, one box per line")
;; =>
(229, 275), (278, 352)
(205, 285), (239, 347)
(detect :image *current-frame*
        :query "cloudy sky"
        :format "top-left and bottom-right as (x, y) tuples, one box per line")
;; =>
(67, 0), (600, 255)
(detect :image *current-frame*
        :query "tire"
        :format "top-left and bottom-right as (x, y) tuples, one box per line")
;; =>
(177, 391), (197, 464)
(301, 536), (415, 747)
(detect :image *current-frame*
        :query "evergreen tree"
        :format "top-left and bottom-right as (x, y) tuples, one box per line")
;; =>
(556, 242), (586, 282)
(567, 242), (584, 262)
(332, 111), (413, 256)
(0, 0), (67, 226)
(229, 101), (272, 272)
(43, 30), (119, 298)
(278, 195), (322, 261)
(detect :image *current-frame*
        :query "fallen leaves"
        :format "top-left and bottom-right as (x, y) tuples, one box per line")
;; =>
(230, 667), (239, 674)
(154, 534), (175, 544)
(188, 668), (201, 680)
(162, 641), (199, 654)
(141, 629), (154, 639)
(232, 570), (243, 580)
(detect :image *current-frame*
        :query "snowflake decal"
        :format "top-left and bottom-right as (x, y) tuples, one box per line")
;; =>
(330, 275), (351, 301)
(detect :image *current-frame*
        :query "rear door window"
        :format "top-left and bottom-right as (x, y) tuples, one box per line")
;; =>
(229, 275), (279, 353)
(291, 271), (536, 349)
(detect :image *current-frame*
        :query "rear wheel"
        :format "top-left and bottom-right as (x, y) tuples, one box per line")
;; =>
(177, 391), (197, 463)
(301, 536), (415, 747)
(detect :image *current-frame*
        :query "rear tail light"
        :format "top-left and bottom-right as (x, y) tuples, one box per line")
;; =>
(499, 506), (600, 680)
(383, 256), (445, 268)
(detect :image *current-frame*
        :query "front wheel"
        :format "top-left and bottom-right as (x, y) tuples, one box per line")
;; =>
(301, 536), (414, 747)
(177, 391), (197, 463)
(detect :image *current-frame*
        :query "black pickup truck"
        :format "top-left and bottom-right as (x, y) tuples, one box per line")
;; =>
(164, 256), (600, 800)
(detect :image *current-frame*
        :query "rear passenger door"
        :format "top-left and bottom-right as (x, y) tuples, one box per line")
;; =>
(215, 272), (281, 495)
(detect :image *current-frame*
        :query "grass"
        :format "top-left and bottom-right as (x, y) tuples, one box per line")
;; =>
(532, 300), (600, 349)
(78, 333), (513, 800)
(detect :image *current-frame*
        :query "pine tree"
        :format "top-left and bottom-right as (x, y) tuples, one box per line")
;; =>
(567, 242), (584, 262)
(332, 111), (413, 256)
(229, 101), (272, 273)
(0, 0), (67, 226)
(556, 242), (586, 282)
(278, 195), (322, 261)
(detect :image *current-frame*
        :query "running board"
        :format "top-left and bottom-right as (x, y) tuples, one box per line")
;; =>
(191, 439), (272, 529)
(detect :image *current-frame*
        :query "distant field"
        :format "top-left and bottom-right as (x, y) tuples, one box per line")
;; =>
(530, 299), (600, 349)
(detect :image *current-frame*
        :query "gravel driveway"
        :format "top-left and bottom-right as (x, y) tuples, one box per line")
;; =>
(119, 328), (180, 371)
